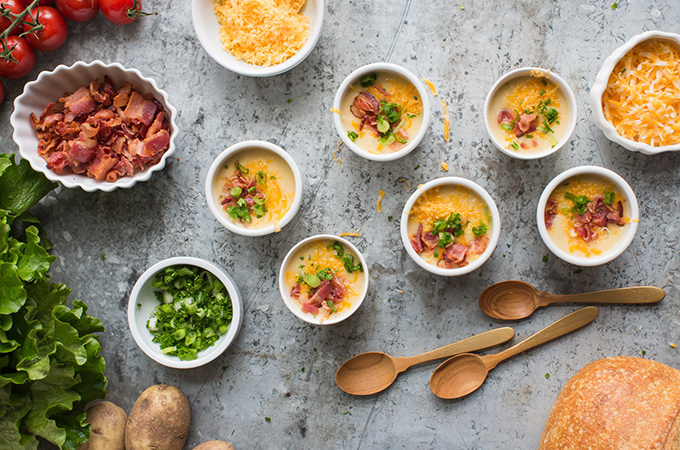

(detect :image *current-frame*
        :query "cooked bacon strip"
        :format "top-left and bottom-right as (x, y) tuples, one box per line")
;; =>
(350, 91), (379, 118)
(421, 231), (439, 251)
(307, 280), (332, 306)
(388, 128), (409, 152)
(329, 275), (346, 301)
(574, 223), (598, 242)
(411, 223), (424, 253)
(61, 86), (97, 119)
(545, 199), (558, 230)
(290, 284), (301, 299)
(514, 113), (537, 138)
(497, 109), (516, 124)
(124, 91), (158, 126)
(468, 236), (489, 255)
(442, 242), (468, 266)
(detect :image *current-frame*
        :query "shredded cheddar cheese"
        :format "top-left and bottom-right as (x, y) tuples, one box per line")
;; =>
(330, 107), (341, 114)
(397, 289), (405, 294)
(236, 158), (291, 224)
(423, 78), (438, 96)
(338, 230), (361, 237)
(504, 77), (561, 113)
(441, 98), (450, 141)
(409, 186), (489, 236)
(215, 0), (309, 67)
(399, 177), (410, 190)
(441, 162), (449, 171)
(366, 80), (422, 115)
(333, 140), (342, 166)
(602, 39), (680, 147)
(377, 189), (385, 213)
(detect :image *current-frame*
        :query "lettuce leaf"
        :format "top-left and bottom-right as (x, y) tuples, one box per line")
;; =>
(0, 153), (106, 449)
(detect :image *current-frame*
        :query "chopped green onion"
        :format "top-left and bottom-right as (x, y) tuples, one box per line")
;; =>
(256, 170), (267, 185)
(303, 274), (321, 288)
(230, 186), (242, 197)
(511, 141), (519, 151)
(472, 222), (487, 236)
(360, 73), (377, 87)
(605, 191), (615, 204)
(348, 131), (359, 141)
(235, 162), (249, 174)
(500, 123), (514, 132)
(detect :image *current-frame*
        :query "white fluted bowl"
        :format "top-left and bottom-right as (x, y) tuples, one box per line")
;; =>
(10, 60), (178, 192)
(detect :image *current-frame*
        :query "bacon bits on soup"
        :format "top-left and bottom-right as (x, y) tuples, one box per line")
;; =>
(544, 175), (629, 258)
(407, 185), (492, 268)
(214, 148), (295, 230)
(284, 239), (366, 321)
(488, 74), (569, 154)
(339, 72), (423, 154)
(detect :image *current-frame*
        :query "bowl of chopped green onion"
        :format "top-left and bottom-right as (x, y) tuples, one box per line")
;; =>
(128, 257), (243, 369)
(484, 67), (577, 160)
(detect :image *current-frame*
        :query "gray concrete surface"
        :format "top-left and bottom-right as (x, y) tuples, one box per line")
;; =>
(3, 1), (679, 449)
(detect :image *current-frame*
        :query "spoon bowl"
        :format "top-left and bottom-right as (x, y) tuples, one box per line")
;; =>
(335, 352), (399, 396)
(429, 353), (489, 399)
(335, 327), (515, 396)
(479, 280), (665, 320)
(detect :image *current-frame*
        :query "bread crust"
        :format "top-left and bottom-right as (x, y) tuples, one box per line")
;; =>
(539, 357), (680, 450)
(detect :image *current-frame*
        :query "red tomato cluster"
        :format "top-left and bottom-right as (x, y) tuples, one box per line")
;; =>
(0, 0), (153, 101)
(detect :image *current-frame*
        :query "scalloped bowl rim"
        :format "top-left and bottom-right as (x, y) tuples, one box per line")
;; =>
(205, 140), (303, 237)
(278, 234), (369, 325)
(191, 0), (325, 77)
(536, 166), (639, 267)
(484, 67), (578, 160)
(10, 60), (178, 192)
(400, 177), (501, 276)
(127, 256), (243, 369)
(590, 30), (680, 155)
(332, 62), (431, 162)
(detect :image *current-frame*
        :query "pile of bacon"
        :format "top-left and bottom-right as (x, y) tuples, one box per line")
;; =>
(30, 77), (171, 182)
(498, 109), (538, 149)
(291, 275), (346, 317)
(410, 223), (489, 268)
(219, 165), (266, 220)
(545, 195), (624, 242)
(349, 90), (409, 151)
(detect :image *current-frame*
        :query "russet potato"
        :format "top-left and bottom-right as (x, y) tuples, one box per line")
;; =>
(193, 441), (235, 450)
(125, 384), (191, 450)
(77, 401), (127, 450)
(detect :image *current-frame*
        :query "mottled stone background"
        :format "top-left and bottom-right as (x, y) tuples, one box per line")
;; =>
(3, 0), (678, 449)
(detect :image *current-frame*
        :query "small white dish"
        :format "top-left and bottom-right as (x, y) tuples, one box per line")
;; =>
(536, 166), (639, 267)
(205, 140), (302, 237)
(332, 62), (431, 162)
(191, 0), (324, 77)
(590, 30), (680, 155)
(10, 60), (178, 192)
(278, 234), (369, 325)
(484, 67), (577, 160)
(400, 177), (501, 276)
(127, 257), (243, 369)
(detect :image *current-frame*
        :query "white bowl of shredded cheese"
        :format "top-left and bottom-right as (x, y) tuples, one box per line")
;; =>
(192, 0), (324, 77)
(591, 30), (680, 155)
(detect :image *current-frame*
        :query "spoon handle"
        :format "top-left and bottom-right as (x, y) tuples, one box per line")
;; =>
(396, 327), (515, 372)
(541, 286), (665, 306)
(483, 307), (599, 370)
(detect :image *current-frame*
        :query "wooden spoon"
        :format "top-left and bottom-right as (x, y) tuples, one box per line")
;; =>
(478, 280), (664, 320)
(430, 306), (599, 399)
(335, 327), (515, 396)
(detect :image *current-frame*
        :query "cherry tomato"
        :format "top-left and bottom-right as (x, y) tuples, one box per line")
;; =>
(23, 6), (67, 51)
(0, 36), (36, 79)
(18, 0), (54, 6)
(0, 0), (25, 35)
(55, 0), (98, 22)
(100, 0), (153, 25)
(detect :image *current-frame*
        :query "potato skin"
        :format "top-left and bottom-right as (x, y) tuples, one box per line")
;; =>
(77, 401), (127, 450)
(125, 384), (191, 450)
(193, 441), (235, 450)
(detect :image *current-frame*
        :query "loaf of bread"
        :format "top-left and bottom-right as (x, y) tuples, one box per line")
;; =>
(539, 356), (680, 450)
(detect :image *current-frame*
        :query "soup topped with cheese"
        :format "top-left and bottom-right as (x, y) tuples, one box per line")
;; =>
(488, 74), (570, 154)
(407, 185), (493, 268)
(544, 174), (629, 258)
(213, 148), (296, 230)
(338, 72), (424, 154)
(283, 239), (366, 321)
